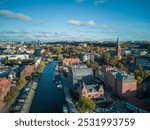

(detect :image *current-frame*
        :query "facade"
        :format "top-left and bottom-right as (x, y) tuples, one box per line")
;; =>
(99, 66), (137, 98)
(115, 35), (122, 61)
(20, 65), (34, 77)
(26, 48), (34, 54)
(71, 67), (93, 86)
(63, 58), (80, 66)
(80, 52), (95, 62)
(0, 78), (11, 107)
(79, 81), (104, 99)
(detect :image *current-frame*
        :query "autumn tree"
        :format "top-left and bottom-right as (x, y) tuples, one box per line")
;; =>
(77, 96), (96, 113)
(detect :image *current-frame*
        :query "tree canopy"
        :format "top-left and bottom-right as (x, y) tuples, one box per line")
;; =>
(77, 96), (96, 113)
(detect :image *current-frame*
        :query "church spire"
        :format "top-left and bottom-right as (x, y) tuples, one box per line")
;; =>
(117, 34), (120, 45)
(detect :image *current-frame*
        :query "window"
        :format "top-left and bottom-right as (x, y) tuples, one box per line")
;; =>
(82, 92), (86, 95)
(100, 90), (103, 92)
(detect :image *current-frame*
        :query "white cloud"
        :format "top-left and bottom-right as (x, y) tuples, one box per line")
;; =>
(68, 19), (82, 26)
(68, 19), (96, 27)
(0, 10), (32, 21)
(84, 20), (96, 26)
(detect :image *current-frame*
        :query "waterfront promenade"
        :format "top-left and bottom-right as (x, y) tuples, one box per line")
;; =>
(61, 73), (78, 113)
(21, 81), (38, 113)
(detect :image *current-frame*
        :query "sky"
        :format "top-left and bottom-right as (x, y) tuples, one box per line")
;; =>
(0, 0), (150, 41)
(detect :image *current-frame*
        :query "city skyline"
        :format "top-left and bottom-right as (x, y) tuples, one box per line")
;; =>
(0, 0), (150, 41)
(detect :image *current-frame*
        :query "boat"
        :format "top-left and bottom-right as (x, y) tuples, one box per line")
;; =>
(63, 105), (68, 113)
(52, 77), (55, 82)
(56, 83), (63, 90)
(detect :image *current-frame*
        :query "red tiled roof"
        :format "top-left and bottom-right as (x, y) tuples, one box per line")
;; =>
(0, 78), (11, 88)
(127, 97), (150, 112)
(63, 58), (80, 63)
(21, 65), (34, 77)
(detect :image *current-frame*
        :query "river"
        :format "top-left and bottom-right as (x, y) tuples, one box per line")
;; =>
(29, 60), (65, 113)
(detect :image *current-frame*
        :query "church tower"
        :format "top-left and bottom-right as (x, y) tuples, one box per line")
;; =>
(115, 35), (122, 61)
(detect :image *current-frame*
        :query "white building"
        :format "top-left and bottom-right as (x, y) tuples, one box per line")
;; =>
(0, 54), (29, 60)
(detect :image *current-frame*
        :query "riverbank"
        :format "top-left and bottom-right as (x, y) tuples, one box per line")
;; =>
(21, 81), (38, 113)
(21, 64), (45, 113)
(61, 73), (78, 113)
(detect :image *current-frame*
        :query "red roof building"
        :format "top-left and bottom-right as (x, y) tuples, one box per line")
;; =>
(20, 65), (34, 77)
(63, 58), (80, 65)
(0, 78), (11, 107)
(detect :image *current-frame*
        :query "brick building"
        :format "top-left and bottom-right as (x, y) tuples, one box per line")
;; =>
(0, 78), (11, 107)
(79, 82), (104, 99)
(99, 66), (137, 98)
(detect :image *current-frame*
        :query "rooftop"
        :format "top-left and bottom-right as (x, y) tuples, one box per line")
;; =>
(72, 68), (93, 77)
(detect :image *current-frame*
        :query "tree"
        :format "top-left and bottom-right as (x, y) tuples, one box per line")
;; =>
(108, 58), (116, 67)
(77, 96), (96, 113)
(116, 62), (124, 69)
(18, 76), (26, 87)
(103, 52), (111, 65)
(3, 56), (9, 65)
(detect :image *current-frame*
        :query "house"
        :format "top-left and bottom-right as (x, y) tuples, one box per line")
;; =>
(78, 80), (104, 99)
(20, 65), (34, 78)
(63, 58), (80, 66)
(0, 78), (11, 107)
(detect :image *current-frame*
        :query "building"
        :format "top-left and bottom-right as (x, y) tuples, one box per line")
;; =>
(63, 58), (80, 66)
(0, 54), (29, 60)
(98, 66), (113, 82)
(136, 55), (150, 70)
(115, 35), (122, 61)
(71, 67), (93, 86)
(99, 66), (137, 98)
(0, 78), (11, 107)
(26, 48), (34, 54)
(69, 64), (93, 86)
(80, 52), (95, 62)
(20, 65), (34, 77)
(78, 79), (104, 99)
(115, 72), (137, 98)
(126, 97), (150, 113)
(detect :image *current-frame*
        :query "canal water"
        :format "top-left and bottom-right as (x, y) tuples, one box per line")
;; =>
(29, 60), (65, 113)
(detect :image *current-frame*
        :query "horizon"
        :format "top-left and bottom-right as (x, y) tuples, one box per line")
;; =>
(0, 0), (150, 41)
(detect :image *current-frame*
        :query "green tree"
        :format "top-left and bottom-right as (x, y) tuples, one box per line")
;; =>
(18, 76), (26, 87)
(103, 52), (111, 65)
(77, 96), (96, 113)
(3, 56), (9, 65)
(116, 62), (124, 69)
(108, 58), (116, 67)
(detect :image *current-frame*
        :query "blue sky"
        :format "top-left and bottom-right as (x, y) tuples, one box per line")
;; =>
(0, 0), (150, 41)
